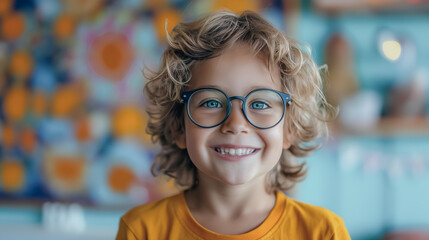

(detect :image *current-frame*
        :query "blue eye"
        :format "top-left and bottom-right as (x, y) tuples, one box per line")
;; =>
(202, 100), (222, 108)
(250, 101), (269, 109)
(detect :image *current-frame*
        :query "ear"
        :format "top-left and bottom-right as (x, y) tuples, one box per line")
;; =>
(175, 132), (187, 149)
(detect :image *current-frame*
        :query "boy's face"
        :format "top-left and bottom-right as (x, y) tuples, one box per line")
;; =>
(177, 44), (291, 187)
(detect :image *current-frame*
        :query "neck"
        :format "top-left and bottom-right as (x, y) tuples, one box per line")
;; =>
(185, 173), (276, 219)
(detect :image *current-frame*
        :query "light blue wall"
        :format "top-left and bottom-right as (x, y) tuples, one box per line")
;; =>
(293, 13), (429, 239)
(295, 136), (429, 239)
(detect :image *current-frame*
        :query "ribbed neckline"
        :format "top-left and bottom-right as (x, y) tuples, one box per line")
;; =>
(173, 191), (286, 240)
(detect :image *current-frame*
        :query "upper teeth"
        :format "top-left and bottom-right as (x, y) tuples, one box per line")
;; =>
(215, 148), (255, 156)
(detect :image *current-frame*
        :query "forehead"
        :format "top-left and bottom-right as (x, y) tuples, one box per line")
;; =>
(189, 44), (281, 94)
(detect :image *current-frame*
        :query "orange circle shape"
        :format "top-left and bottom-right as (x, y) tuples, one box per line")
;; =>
(112, 106), (144, 138)
(32, 91), (48, 116)
(10, 50), (34, 79)
(2, 124), (15, 148)
(63, 0), (104, 20)
(53, 14), (76, 40)
(154, 9), (181, 43)
(3, 86), (28, 122)
(51, 85), (82, 118)
(0, 160), (26, 192)
(0, 0), (13, 16)
(212, 0), (259, 13)
(21, 128), (37, 153)
(75, 116), (91, 142)
(89, 32), (134, 81)
(53, 156), (85, 182)
(1, 12), (25, 41)
(108, 165), (136, 193)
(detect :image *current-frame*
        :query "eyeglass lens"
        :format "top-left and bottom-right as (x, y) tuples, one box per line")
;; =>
(187, 89), (285, 128)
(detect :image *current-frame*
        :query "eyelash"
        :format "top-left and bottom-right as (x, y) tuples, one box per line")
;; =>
(249, 101), (269, 109)
(201, 99), (223, 108)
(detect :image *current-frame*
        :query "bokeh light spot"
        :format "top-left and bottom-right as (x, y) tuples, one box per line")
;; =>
(382, 40), (402, 61)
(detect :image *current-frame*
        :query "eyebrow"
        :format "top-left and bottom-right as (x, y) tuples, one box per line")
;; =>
(194, 84), (274, 92)
(194, 84), (221, 89)
(190, 85), (279, 94)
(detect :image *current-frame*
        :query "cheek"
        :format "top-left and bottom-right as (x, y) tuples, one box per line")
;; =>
(184, 119), (210, 159)
(260, 129), (284, 173)
(264, 126), (286, 155)
(184, 120), (196, 149)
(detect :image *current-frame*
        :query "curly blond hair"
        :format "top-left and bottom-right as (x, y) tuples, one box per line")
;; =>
(144, 10), (336, 192)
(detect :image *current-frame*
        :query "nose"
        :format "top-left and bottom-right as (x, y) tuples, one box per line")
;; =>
(220, 100), (250, 134)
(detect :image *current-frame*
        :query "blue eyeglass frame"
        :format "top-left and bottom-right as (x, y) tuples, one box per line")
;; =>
(180, 88), (291, 129)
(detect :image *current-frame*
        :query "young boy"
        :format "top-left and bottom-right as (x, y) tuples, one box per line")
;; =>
(116, 10), (350, 239)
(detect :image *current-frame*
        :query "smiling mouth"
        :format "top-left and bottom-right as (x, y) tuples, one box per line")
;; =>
(214, 147), (256, 156)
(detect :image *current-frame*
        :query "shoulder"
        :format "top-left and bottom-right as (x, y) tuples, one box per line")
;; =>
(121, 193), (181, 224)
(118, 193), (183, 238)
(279, 193), (350, 239)
(286, 196), (342, 223)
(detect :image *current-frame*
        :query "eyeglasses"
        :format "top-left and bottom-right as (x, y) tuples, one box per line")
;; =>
(180, 88), (291, 129)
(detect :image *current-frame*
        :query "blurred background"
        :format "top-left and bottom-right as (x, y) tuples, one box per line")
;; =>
(0, 0), (428, 239)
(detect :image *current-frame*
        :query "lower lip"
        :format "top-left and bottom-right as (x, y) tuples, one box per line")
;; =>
(212, 149), (259, 162)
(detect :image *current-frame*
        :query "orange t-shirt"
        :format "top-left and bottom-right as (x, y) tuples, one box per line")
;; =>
(116, 191), (350, 240)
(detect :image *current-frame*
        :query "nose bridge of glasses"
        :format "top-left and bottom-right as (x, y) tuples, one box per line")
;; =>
(222, 95), (250, 131)
(226, 96), (248, 121)
(229, 96), (246, 104)
(228, 96), (247, 112)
